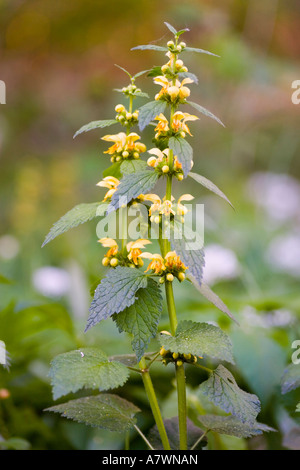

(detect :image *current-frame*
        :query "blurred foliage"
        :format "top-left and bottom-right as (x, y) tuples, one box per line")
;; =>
(0, 0), (300, 450)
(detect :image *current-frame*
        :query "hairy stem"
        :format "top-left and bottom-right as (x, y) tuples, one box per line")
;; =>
(139, 357), (171, 450)
(176, 362), (188, 450)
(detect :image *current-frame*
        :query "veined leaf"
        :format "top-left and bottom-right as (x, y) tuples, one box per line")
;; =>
(46, 394), (140, 432)
(49, 348), (130, 400)
(73, 120), (118, 138)
(198, 415), (275, 439)
(281, 363), (300, 395)
(159, 320), (234, 364)
(102, 161), (122, 179)
(189, 172), (233, 208)
(42, 202), (104, 247)
(138, 100), (167, 131)
(113, 279), (162, 361)
(148, 417), (206, 450)
(199, 364), (261, 424)
(86, 267), (148, 331)
(187, 101), (225, 127)
(132, 45), (168, 52)
(107, 170), (159, 213)
(171, 219), (205, 287)
(120, 159), (147, 175)
(168, 136), (193, 177)
(183, 46), (220, 57)
(189, 277), (238, 324)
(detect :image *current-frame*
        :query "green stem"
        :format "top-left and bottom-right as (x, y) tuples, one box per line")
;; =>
(139, 357), (171, 450)
(176, 362), (188, 450)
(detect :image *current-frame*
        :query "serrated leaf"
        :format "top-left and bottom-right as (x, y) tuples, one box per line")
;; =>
(49, 348), (130, 400)
(132, 45), (168, 52)
(168, 136), (193, 177)
(107, 170), (159, 214)
(138, 100), (167, 131)
(164, 22), (177, 35)
(189, 172), (233, 208)
(103, 161), (122, 179)
(86, 267), (148, 332)
(187, 101), (225, 127)
(189, 278), (238, 324)
(281, 363), (300, 395)
(178, 71), (199, 84)
(148, 417), (207, 450)
(170, 219), (204, 287)
(199, 365), (261, 424)
(159, 320), (234, 364)
(113, 279), (162, 361)
(46, 394), (140, 432)
(120, 159), (147, 175)
(183, 46), (219, 57)
(73, 120), (118, 138)
(42, 202), (104, 247)
(198, 414), (275, 438)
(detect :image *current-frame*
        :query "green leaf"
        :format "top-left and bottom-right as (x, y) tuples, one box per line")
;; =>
(178, 71), (198, 84)
(114, 64), (132, 78)
(164, 22), (177, 35)
(42, 202), (104, 247)
(281, 364), (300, 395)
(86, 267), (148, 331)
(133, 69), (150, 79)
(107, 170), (159, 213)
(148, 417), (207, 450)
(102, 161), (122, 179)
(134, 90), (149, 98)
(138, 100), (167, 131)
(187, 101), (225, 127)
(199, 365), (261, 424)
(183, 46), (220, 57)
(49, 348), (130, 400)
(73, 120), (118, 138)
(189, 278), (238, 324)
(113, 279), (162, 361)
(0, 274), (13, 284)
(170, 219), (205, 287)
(147, 66), (162, 77)
(46, 394), (140, 432)
(120, 159), (147, 175)
(189, 172), (233, 208)
(198, 415), (275, 438)
(159, 320), (234, 364)
(132, 45), (168, 52)
(168, 136), (193, 177)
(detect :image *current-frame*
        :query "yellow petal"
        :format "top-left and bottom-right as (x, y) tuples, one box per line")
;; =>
(98, 238), (118, 248)
(148, 148), (165, 159)
(143, 194), (161, 204)
(181, 77), (194, 85)
(178, 194), (194, 203)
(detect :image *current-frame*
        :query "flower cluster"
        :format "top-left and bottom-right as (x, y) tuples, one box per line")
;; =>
(154, 76), (194, 104)
(159, 345), (199, 367)
(139, 250), (187, 282)
(96, 176), (120, 201)
(141, 193), (194, 224)
(101, 132), (146, 163)
(115, 104), (139, 128)
(146, 148), (184, 179)
(99, 238), (151, 268)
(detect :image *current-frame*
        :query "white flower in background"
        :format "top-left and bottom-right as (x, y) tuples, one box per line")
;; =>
(203, 243), (240, 285)
(266, 232), (300, 277)
(242, 305), (295, 328)
(247, 172), (300, 224)
(32, 266), (71, 297)
(0, 235), (20, 260)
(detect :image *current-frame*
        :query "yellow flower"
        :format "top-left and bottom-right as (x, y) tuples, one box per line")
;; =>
(125, 133), (141, 151)
(147, 148), (169, 167)
(176, 194), (194, 215)
(153, 76), (171, 101)
(164, 251), (187, 271)
(96, 176), (120, 201)
(139, 252), (166, 274)
(172, 111), (199, 136)
(154, 76), (194, 102)
(177, 77), (194, 99)
(102, 132), (127, 154)
(126, 239), (152, 265)
(98, 238), (119, 257)
(154, 114), (169, 134)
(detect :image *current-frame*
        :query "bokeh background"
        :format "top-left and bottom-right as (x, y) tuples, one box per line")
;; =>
(0, 0), (300, 450)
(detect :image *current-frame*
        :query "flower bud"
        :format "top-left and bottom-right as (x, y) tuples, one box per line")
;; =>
(167, 40), (174, 48)
(110, 157), (115, 163)
(180, 131), (186, 138)
(167, 86), (179, 100)
(159, 277), (165, 284)
(162, 165), (169, 173)
(161, 64), (169, 73)
(166, 273), (174, 282)
(179, 42), (186, 48)
(176, 360), (183, 367)
(172, 352), (179, 360)
(115, 156), (121, 162)
(124, 121), (129, 126)
(177, 174), (184, 181)
(126, 112), (132, 120)
(133, 152), (140, 159)
(179, 86), (190, 99)
(176, 45), (182, 53)
(176, 59), (184, 68)
(154, 215), (160, 224)
(136, 143), (146, 153)
(122, 151), (129, 158)
(181, 66), (188, 73)
(183, 353), (191, 361)
(132, 112), (139, 120)
(160, 347), (168, 356)
(115, 104), (125, 113)
(110, 258), (119, 267)
(178, 272), (186, 282)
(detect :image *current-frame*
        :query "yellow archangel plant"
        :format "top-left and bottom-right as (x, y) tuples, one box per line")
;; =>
(43, 23), (274, 451)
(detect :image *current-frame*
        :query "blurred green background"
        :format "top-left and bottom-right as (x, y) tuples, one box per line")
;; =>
(0, 0), (300, 450)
